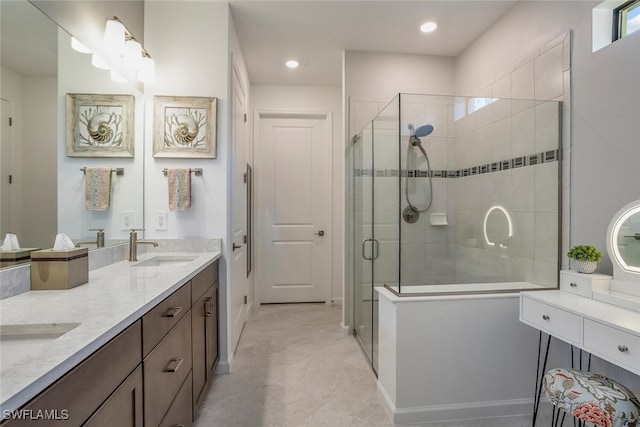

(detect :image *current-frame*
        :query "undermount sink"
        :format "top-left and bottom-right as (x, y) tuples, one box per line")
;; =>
(0, 322), (81, 367)
(132, 255), (198, 268)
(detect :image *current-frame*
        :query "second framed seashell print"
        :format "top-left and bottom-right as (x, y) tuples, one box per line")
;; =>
(153, 96), (217, 158)
(66, 93), (135, 157)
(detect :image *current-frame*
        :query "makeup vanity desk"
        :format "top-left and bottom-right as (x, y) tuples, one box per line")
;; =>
(519, 270), (640, 377)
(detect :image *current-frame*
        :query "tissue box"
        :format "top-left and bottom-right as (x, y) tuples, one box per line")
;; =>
(31, 248), (88, 290)
(0, 248), (39, 268)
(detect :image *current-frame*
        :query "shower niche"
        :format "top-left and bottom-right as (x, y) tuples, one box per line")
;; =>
(350, 93), (562, 370)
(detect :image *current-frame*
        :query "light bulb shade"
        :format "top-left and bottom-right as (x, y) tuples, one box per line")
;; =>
(123, 39), (143, 70)
(71, 37), (91, 54)
(104, 19), (126, 55)
(91, 54), (110, 70)
(110, 69), (127, 83)
(137, 56), (155, 83)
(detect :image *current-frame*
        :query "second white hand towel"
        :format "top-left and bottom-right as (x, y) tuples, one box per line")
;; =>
(167, 168), (191, 211)
(85, 167), (112, 211)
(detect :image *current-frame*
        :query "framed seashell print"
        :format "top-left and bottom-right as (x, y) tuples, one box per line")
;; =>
(66, 93), (135, 157)
(153, 96), (217, 158)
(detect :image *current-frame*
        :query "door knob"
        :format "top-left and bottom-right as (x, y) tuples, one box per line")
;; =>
(314, 230), (325, 236)
(232, 243), (242, 251)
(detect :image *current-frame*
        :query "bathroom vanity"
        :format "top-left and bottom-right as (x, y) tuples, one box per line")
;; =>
(519, 199), (640, 416)
(0, 249), (220, 426)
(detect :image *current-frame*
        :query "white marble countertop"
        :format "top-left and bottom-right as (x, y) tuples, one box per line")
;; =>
(0, 250), (221, 413)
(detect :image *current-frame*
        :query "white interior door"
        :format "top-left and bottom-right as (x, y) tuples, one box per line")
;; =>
(1, 99), (12, 237)
(257, 113), (332, 303)
(230, 65), (249, 351)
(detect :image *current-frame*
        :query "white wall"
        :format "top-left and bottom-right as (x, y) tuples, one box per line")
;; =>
(251, 85), (343, 304)
(454, 0), (640, 393)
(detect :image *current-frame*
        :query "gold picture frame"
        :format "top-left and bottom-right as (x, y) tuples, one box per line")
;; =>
(66, 93), (134, 157)
(153, 96), (217, 158)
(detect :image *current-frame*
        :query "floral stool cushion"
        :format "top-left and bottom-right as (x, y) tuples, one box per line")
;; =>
(544, 368), (640, 427)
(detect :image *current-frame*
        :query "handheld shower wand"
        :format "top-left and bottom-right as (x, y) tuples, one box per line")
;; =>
(404, 123), (435, 223)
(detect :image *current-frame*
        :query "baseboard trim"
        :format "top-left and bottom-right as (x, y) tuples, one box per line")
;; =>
(340, 321), (350, 336)
(377, 380), (540, 424)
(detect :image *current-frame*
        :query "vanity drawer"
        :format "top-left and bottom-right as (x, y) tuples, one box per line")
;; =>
(143, 283), (191, 356)
(560, 270), (611, 298)
(144, 310), (193, 427)
(583, 319), (640, 374)
(158, 372), (193, 427)
(191, 261), (218, 305)
(521, 296), (580, 344)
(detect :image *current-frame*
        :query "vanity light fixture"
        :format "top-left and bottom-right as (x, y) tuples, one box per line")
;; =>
(286, 60), (300, 69)
(420, 21), (438, 33)
(71, 37), (91, 54)
(101, 16), (155, 83)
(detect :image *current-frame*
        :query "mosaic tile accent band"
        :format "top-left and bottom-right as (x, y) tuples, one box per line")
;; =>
(355, 149), (560, 178)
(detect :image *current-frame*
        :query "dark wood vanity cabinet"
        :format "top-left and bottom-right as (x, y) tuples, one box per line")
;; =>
(191, 262), (220, 413)
(3, 259), (219, 427)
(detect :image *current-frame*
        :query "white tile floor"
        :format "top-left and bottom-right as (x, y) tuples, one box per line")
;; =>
(194, 303), (551, 427)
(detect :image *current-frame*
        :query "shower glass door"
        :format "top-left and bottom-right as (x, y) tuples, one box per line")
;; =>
(352, 96), (400, 373)
(353, 121), (374, 366)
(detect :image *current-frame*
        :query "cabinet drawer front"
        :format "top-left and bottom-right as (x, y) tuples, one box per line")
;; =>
(159, 372), (193, 427)
(191, 261), (218, 305)
(584, 319), (640, 374)
(560, 271), (591, 298)
(521, 296), (580, 344)
(143, 284), (191, 356)
(144, 311), (193, 427)
(4, 321), (142, 427)
(83, 365), (143, 427)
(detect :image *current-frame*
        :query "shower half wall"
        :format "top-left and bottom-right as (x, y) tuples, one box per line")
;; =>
(351, 93), (562, 371)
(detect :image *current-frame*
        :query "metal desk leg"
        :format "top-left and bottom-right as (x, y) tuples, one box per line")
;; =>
(533, 331), (552, 426)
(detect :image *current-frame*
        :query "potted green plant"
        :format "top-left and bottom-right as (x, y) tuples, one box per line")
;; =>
(567, 245), (603, 274)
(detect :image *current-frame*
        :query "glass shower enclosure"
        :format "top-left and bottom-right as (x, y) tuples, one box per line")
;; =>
(351, 93), (562, 371)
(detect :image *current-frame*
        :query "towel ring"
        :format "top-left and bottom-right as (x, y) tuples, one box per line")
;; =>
(162, 168), (203, 176)
(81, 167), (124, 176)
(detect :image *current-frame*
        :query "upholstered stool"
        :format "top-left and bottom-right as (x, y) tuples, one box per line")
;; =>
(544, 368), (640, 427)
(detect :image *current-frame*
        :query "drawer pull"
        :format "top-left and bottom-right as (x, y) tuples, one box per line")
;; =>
(542, 315), (550, 321)
(205, 297), (214, 317)
(570, 282), (577, 288)
(165, 306), (182, 318)
(618, 345), (629, 353)
(165, 357), (184, 372)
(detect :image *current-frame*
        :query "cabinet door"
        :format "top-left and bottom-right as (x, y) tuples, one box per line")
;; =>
(159, 372), (193, 427)
(192, 291), (208, 410)
(83, 365), (143, 427)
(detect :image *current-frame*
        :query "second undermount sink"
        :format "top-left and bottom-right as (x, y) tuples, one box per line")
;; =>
(132, 255), (198, 268)
(0, 322), (81, 368)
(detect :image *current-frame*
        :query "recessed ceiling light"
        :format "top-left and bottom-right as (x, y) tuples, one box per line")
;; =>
(420, 22), (438, 33)
(286, 60), (299, 69)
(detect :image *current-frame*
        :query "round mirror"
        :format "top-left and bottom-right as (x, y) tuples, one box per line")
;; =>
(607, 199), (640, 282)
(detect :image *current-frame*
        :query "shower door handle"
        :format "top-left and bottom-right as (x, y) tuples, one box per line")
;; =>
(361, 239), (380, 261)
(362, 239), (373, 260)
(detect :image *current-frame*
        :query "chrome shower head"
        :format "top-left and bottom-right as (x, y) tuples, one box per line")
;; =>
(407, 123), (434, 146)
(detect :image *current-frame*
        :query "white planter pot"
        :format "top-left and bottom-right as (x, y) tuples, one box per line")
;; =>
(573, 259), (598, 274)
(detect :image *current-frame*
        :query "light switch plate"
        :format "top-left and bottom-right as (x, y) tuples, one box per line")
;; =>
(121, 211), (134, 230)
(155, 211), (168, 230)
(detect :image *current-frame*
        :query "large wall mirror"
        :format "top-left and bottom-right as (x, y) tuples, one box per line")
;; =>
(0, 0), (144, 267)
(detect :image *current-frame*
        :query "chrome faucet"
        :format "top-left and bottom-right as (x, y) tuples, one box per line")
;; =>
(76, 228), (106, 248)
(129, 229), (159, 262)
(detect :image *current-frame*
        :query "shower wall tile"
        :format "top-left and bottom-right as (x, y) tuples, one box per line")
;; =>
(535, 162), (559, 213)
(534, 260), (558, 288)
(492, 74), (512, 99)
(424, 137), (449, 171)
(534, 212), (559, 264)
(491, 117), (512, 162)
(508, 212), (535, 259)
(511, 60), (535, 101)
(400, 102), (426, 134)
(509, 256), (535, 283)
(511, 107), (536, 157)
(490, 169), (511, 208)
(511, 166), (535, 212)
(535, 44), (563, 101)
(535, 101), (561, 152)
(493, 98), (512, 123)
(475, 125), (493, 166)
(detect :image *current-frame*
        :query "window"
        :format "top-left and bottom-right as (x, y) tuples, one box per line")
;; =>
(614, 0), (640, 40)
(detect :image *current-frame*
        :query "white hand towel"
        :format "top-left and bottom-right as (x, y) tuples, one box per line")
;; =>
(167, 168), (191, 211)
(53, 233), (75, 251)
(1, 233), (20, 250)
(85, 167), (112, 211)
